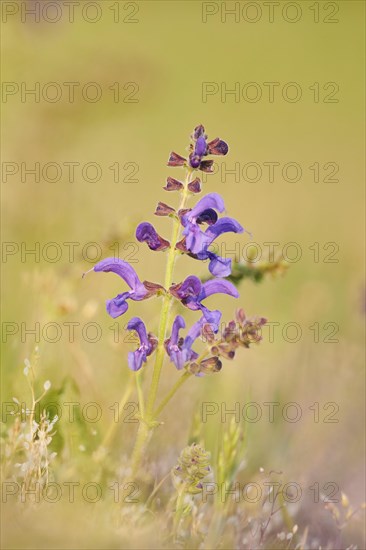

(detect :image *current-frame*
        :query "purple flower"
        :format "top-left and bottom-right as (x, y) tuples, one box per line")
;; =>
(182, 193), (225, 254)
(88, 258), (162, 318)
(169, 276), (239, 328)
(180, 194), (245, 277)
(126, 317), (157, 371)
(165, 315), (204, 370)
(136, 222), (169, 251)
(196, 217), (244, 277)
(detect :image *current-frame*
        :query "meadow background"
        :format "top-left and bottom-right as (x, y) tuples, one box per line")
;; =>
(1, 1), (365, 548)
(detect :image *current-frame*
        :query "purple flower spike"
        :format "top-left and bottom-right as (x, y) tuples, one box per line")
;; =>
(91, 258), (160, 318)
(165, 315), (203, 370)
(136, 222), (170, 251)
(127, 317), (155, 371)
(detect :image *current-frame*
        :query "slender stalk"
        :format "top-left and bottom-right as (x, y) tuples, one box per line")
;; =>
(130, 167), (194, 474)
(130, 420), (150, 472)
(153, 371), (192, 418)
(135, 369), (145, 419)
(152, 347), (210, 418)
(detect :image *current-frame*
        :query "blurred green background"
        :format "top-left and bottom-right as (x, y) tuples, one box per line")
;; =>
(1, 1), (365, 548)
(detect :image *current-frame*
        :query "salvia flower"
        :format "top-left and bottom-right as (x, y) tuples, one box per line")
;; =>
(126, 317), (157, 371)
(136, 222), (169, 251)
(86, 258), (163, 318)
(164, 315), (201, 370)
(169, 276), (239, 328)
(181, 192), (225, 253)
(179, 193), (246, 277)
(182, 218), (244, 277)
(165, 316), (224, 375)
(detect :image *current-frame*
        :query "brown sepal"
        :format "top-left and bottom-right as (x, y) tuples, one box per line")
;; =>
(167, 152), (186, 167)
(199, 160), (214, 173)
(188, 177), (202, 193)
(164, 176), (184, 191)
(143, 281), (165, 296)
(175, 238), (189, 253)
(154, 202), (176, 217)
(207, 138), (229, 156)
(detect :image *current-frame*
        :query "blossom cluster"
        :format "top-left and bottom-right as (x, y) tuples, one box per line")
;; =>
(85, 125), (266, 374)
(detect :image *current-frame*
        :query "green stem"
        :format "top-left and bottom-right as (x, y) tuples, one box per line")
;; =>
(135, 369), (145, 419)
(130, 420), (150, 473)
(153, 371), (192, 418)
(130, 167), (194, 474)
